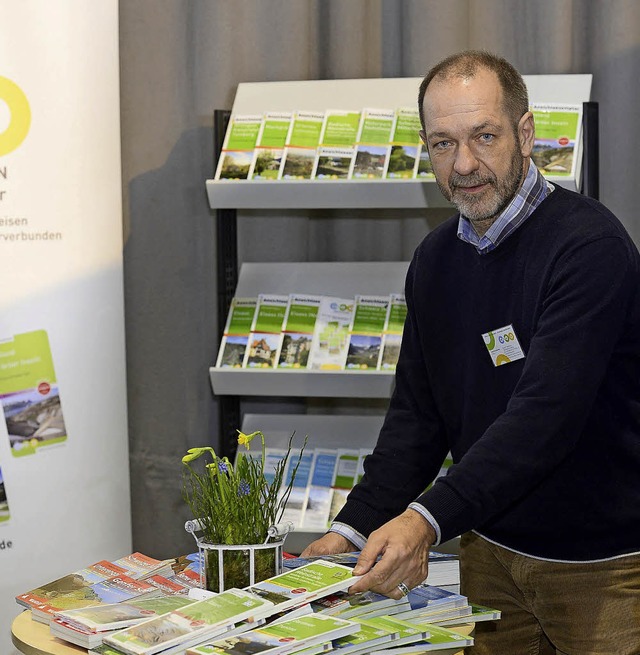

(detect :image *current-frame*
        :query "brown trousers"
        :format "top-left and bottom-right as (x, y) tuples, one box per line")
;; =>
(460, 532), (640, 655)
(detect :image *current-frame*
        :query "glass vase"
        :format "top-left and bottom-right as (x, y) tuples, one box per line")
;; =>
(198, 539), (284, 593)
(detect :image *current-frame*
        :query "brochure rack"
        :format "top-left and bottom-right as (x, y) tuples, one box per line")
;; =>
(206, 77), (597, 547)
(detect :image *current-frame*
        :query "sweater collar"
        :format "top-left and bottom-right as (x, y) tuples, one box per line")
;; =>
(456, 163), (553, 254)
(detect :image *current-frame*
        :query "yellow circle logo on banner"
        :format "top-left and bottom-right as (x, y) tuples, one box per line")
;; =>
(0, 76), (31, 156)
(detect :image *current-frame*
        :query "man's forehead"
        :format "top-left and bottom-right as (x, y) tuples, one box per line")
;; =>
(423, 70), (505, 123)
(425, 69), (502, 101)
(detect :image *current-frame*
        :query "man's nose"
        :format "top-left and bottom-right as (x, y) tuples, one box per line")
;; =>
(453, 143), (479, 176)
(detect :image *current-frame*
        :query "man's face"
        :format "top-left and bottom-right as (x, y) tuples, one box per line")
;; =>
(420, 68), (533, 225)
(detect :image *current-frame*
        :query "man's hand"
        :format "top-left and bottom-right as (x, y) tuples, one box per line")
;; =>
(348, 509), (436, 599)
(300, 532), (356, 558)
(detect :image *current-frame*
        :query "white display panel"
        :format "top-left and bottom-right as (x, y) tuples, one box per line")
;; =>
(0, 2), (130, 650)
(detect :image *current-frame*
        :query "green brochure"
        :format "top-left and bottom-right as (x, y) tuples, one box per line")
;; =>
(352, 108), (395, 179)
(531, 103), (582, 178)
(252, 112), (292, 180)
(277, 295), (322, 369)
(287, 111), (325, 148)
(247, 560), (358, 614)
(280, 111), (325, 180)
(0, 329), (67, 457)
(386, 108), (421, 179)
(244, 295), (289, 369)
(320, 111), (361, 146)
(345, 295), (389, 370)
(215, 114), (263, 180)
(216, 298), (257, 369)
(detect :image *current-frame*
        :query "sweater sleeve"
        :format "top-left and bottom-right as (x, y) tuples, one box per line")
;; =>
(333, 257), (450, 537)
(415, 234), (639, 543)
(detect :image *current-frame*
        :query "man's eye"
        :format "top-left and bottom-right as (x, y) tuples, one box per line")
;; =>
(479, 133), (494, 143)
(433, 140), (451, 150)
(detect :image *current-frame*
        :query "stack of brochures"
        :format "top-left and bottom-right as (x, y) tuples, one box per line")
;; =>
(17, 552), (501, 654)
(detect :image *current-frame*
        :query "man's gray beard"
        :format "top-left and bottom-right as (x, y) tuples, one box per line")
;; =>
(436, 149), (524, 223)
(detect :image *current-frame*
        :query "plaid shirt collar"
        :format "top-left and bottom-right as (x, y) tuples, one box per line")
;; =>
(456, 163), (552, 254)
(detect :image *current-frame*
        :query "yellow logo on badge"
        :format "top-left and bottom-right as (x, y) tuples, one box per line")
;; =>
(0, 76), (31, 156)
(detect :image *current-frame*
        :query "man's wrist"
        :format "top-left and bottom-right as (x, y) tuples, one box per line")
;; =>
(329, 522), (366, 550)
(408, 502), (441, 547)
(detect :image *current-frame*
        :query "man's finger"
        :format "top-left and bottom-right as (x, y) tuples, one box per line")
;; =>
(352, 538), (385, 576)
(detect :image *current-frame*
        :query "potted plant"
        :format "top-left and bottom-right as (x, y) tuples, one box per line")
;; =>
(182, 429), (305, 592)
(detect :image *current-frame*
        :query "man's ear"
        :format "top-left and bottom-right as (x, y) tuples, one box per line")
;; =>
(419, 129), (427, 145)
(518, 111), (535, 157)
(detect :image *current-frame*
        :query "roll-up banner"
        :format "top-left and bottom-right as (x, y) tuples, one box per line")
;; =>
(0, 1), (131, 648)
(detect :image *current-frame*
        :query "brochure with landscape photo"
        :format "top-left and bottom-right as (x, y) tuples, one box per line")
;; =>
(0, 329), (67, 457)
(530, 102), (582, 179)
(351, 108), (395, 179)
(216, 298), (258, 368)
(30, 573), (161, 624)
(312, 147), (355, 180)
(52, 596), (195, 643)
(312, 110), (360, 180)
(243, 294), (289, 368)
(276, 295), (322, 369)
(345, 295), (390, 370)
(246, 560), (360, 614)
(215, 114), (264, 180)
(280, 111), (325, 180)
(251, 111), (293, 180)
(104, 588), (275, 655)
(386, 108), (422, 180)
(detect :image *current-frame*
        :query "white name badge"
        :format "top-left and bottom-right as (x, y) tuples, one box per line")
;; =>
(482, 324), (525, 366)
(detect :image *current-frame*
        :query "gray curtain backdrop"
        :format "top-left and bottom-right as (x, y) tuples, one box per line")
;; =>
(119, 0), (640, 557)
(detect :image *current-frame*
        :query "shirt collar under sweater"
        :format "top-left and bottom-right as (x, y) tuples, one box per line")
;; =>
(456, 162), (552, 254)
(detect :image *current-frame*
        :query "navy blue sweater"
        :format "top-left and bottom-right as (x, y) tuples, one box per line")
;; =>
(336, 185), (640, 560)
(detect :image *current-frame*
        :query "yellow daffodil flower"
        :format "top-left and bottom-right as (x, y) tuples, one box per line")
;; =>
(237, 430), (261, 450)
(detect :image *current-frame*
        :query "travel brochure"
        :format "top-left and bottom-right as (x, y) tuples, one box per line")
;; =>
(16, 550), (495, 654)
(216, 293), (406, 373)
(530, 102), (582, 180)
(214, 102), (582, 184)
(0, 329), (67, 458)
